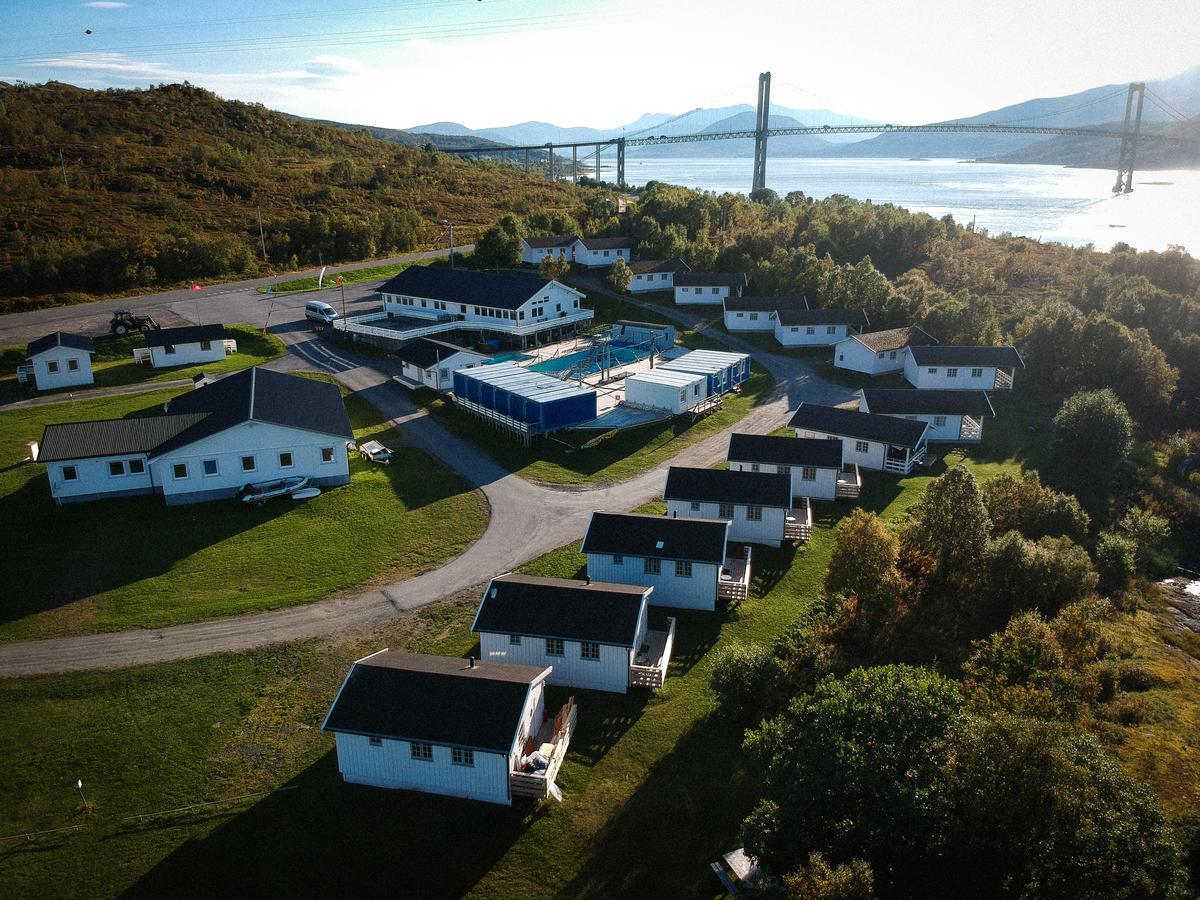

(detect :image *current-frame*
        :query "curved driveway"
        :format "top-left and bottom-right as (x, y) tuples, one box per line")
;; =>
(0, 292), (852, 676)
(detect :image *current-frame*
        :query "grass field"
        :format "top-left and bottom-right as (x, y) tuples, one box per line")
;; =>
(0, 380), (487, 641)
(0, 326), (285, 403)
(259, 260), (418, 294)
(0, 434), (1048, 898)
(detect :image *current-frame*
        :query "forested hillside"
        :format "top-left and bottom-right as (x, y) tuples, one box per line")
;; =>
(0, 82), (588, 311)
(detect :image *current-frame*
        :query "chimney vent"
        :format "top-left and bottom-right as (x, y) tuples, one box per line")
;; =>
(469, 656), (475, 668)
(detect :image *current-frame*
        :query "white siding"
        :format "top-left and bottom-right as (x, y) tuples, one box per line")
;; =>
(30, 347), (94, 390)
(729, 460), (838, 501)
(575, 246), (630, 267)
(150, 341), (228, 369)
(382, 281), (583, 332)
(775, 321), (849, 347)
(628, 271), (676, 293)
(792, 429), (888, 471)
(624, 371), (707, 414)
(834, 338), (907, 375)
(402, 350), (488, 392)
(674, 285), (731, 305)
(903, 355), (1004, 390)
(48, 453), (153, 503)
(873, 412), (965, 442)
(723, 309), (776, 332)
(520, 240), (580, 266)
(334, 732), (511, 804)
(586, 552), (719, 611)
(665, 499), (786, 547)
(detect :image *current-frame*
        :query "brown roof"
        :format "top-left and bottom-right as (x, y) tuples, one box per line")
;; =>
(854, 326), (937, 353)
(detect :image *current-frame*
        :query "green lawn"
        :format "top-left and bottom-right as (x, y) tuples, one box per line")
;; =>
(0, 326), (285, 403)
(0, 431), (1033, 898)
(259, 260), (418, 294)
(0, 381), (487, 641)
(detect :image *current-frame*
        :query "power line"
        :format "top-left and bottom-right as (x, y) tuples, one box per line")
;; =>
(990, 87), (1128, 125)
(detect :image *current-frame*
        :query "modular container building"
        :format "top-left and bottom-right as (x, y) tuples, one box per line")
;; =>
(658, 349), (751, 397)
(452, 362), (597, 441)
(612, 320), (676, 353)
(624, 368), (708, 414)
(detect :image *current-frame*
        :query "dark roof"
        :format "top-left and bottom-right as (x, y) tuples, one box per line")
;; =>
(26, 332), (95, 358)
(909, 345), (1026, 368)
(38, 413), (208, 463)
(853, 326), (937, 353)
(523, 235), (580, 249)
(472, 574), (649, 647)
(674, 272), (748, 288)
(615, 319), (673, 330)
(722, 295), (809, 312)
(581, 512), (728, 564)
(727, 433), (843, 469)
(322, 651), (546, 753)
(579, 236), (636, 250)
(144, 324), (226, 348)
(394, 337), (480, 370)
(379, 266), (559, 311)
(628, 258), (690, 275)
(860, 389), (996, 417)
(776, 307), (870, 327)
(664, 466), (792, 508)
(788, 403), (928, 448)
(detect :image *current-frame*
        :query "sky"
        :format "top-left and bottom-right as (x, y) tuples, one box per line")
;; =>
(2, 0), (1198, 131)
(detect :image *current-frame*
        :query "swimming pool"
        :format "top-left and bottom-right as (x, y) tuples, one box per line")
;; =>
(529, 346), (644, 376)
(483, 352), (533, 365)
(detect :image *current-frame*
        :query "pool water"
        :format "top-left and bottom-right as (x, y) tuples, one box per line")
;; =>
(530, 346), (644, 375)
(483, 352), (532, 365)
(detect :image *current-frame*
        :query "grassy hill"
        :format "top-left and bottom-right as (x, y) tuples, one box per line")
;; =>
(984, 117), (1200, 169)
(0, 82), (591, 312)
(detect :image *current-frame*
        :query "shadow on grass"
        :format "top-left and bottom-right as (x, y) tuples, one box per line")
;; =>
(663, 611), (723, 680)
(125, 751), (540, 899)
(558, 685), (651, 768)
(748, 542), (799, 598)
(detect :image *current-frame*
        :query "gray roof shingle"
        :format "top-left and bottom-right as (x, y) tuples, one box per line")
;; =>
(788, 403), (928, 448)
(776, 307), (870, 327)
(674, 272), (749, 288)
(379, 266), (560, 311)
(908, 345), (1025, 368)
(472, 574), (649, 647)
(37, 413), (208, 463)
(727, 433), (844, 469)
(722, 295), (810, 312)
(664, 466), (792, 508)
(628, 258), (690, 275)
(394, 338), (479, 370)
(860, 389), (996, 417)
(581, 512), (728, 565)
(144, 324), (226, 348)
(26, 332), (95, 358)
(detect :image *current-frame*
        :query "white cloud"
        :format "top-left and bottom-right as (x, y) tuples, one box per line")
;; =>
(82, 2), (129, 8)
(33, 53), (174, 79)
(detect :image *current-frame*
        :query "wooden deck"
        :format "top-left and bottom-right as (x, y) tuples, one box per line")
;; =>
(629, 618), (676, 689)
(836, 463), (862, 499)
(784, 497), (812, 542)
(510, 697), (577, 801)
(718, 547), (752, 602)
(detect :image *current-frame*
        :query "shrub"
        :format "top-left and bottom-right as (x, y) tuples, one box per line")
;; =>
(1096, 531), (1139, 595)
(709, 643), (783, 723)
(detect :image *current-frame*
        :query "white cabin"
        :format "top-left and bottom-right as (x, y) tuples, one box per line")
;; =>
(37, 368), (353, 505)
(774, 308), (870, 348)
(904, 345), (1025, 391)
(673, 272), (748, 305)
(520, 235), (581, 266)
(394, 338), (489, 392)
(726, 432), (848, 501)
(323, 650), (572, 805)
(624, 369), (708, 414)
(833, 326), (937, 376)
(859, 388), (995, 443)
(144, 324), (230, 369)
(628, 259), (690, 293)
(722, 296), (809, 332)
(21, 332), (95, 390)
(574, 236), (635, 267)
(789, 403), (929, 475)
(664, 466), (798, 547)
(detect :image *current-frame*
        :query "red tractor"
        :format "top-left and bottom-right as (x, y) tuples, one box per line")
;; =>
(109, 310), (160, 336)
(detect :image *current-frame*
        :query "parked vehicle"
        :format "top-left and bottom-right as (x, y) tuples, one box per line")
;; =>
(238, 475), (309, 505)
(110, 310), (159, 336)
(305, 301), (339, 326)
(357, 440), (394, 465)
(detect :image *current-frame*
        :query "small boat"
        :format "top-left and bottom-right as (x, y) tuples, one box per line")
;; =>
(291, 487), (322, 501)
(240, 475), (308, 505)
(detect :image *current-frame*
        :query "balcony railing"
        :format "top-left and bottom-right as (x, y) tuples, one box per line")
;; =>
(15, 364), (33, 384)
(960, 416), (983, 442)
(994, 369), (1014, 390)
(337, 308), (595, 340)
(629, 618), (676, 690)
(718, 546), (753, 602)
(784, 498), (813, 542)
(510, 697), (577, 802)
(835, 463), (862, 499)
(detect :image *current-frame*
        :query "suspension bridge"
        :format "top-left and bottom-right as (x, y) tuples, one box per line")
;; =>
(442, 74), (1181, 195)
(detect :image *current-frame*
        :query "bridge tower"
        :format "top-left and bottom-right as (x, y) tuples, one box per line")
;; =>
(751, 71), (772, 193)
(1113, 82), (1145, 194)
(617, 138), (626, 188)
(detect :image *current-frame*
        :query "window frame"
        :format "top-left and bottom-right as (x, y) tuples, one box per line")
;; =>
(718, 502), (735, 518)
(241, 455), (256, 473)
(452, 747), (475, 767)
(855, 440), (871, 454)
(278, 451), (294, 469)
(172, 462), (188, 480)
(643, 557), (662, 575)
(801, 466), (817, 481)
(745, 505), (763, 521)
(128, 459), (145, 475)
(509, 634), (521, 646)
(368, 736), (383, 748)
(61, 464), (78, 481)
(580, 642), (600, 661)
(321, 447), (335, 463)
(108, 460), (126, 477)
(410, 742), (433, 761)
(47, 360), (60, 374)
(202, 458), (219, 477)
(675, 560), (693, 578)
(545, 637), (565, 657)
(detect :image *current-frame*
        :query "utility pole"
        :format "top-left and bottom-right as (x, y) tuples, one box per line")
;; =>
(752, 71), (772, 194)
(547, 143), (554, 180)
(443, 219), (454, 268)
(58, 150), (68, 188)
(617, 138), (625, 189)
(337, 275), (346, 320)
(1113, 82), (1145, 194)
(256, 205), (267, 259)
(75, 778), (90, 814)
(572, 145), (577, 183)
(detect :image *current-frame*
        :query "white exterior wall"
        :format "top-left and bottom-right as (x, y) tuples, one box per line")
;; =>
(47, 453), (154, 503)
(479, 607), (646, 694)
(150, 341), (228, 369)
(724, 310), (776, 332)
(666, 499), (786, 547)
(334, 732), (511, 803)
(876, 412), (964, 442)
(792, 429), (888, 472)
(903, 354), (1004, 390)
(30, 347), (94, 390)
(834, 339), (907, 375)
(403, 351), (487, 392)
(729, 461), (838, 501)
(383, 282), (583, 331)
(674, 285), (730, 305)
(521, 241), (579, 266)
(152, 420), (350, 504)
(576, 246), (630, 267)
(776, 322), (850, 347)
(629, 271), (676, 293)
(585, 552), (719, 611)
(624, 373), (706, 414)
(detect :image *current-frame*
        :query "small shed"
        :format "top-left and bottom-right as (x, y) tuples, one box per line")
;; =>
(22, 332), (96, 390)
(624, 369), (708, 414)
(144, 324), (229, 368)
(659, 349), (751, 397)
(452, 362), (597, 442)
(612, 320), (676, 352)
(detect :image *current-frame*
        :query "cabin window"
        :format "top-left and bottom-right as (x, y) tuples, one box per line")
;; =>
(203, 459), (218, 476)
(368, 736), (383, 748)
(452, 748), (475, 767)
(735, 312), (744, 318)
(679, 391), (686, 403)
(791, 327), (799, 333)
(128, 459), (145, 475)
(946, 368), (958, 378)
(806, 327), (816, 335)
(750, 463), (760, 472)
(749, 313), (758, 321)
(855, 440), (870, 454)
(971, 367), (983, 378)
(877, 352), (884, 359)
(643, 558), (662, 575)
(746, 505), (763, 521)
(67, 358), (80, 371)
(710, 287), (719, 295)
(580, 642), (600, 661)
(61, 465), (78, 481)
(718, 502), (734, 518)
(172, 462), (188, 480)
(690, 501), (701, 511)
(279, 452), (294, 469)
(321, 447), (335, 463)
(241, 455), (256, 472)
(890, 351), (898, 360)
(612, 554), (623, 565)
(410, 742), (433, 761)
(801, 467), (817, 481)
(199, 340), (212, 351)
(108, 461), (125, 477)
(778, 465), (791, 476)
(509, 634), (521, 645)
(826, 326), (837, 334)
(603, 250), (610, 258)
(47, 360), (60, 373)
(927, 367), (937, 374)
(546, 638), (565, 657)
(934, 415), (948, 427)
(675, 560), (692, 578)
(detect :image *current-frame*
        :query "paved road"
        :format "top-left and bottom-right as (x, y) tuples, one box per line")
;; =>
(0, 280), (852, 676)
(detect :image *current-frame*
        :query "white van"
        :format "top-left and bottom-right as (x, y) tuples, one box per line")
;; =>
(305, 300), (338, 326)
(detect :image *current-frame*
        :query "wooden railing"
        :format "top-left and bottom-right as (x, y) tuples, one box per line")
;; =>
(718, 546), (752, 602)
(510, 697), (577, 801)
(15, 364), (33, 384)
(784, 499), (812, 542)
(629, 618), (676, 690)
(994, 369), (1014, 390)
(836, 464), (862, 499)
(960, 416), (983, 441)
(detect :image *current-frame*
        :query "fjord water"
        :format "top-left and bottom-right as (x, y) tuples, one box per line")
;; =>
(623, 157), (1200, 253)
